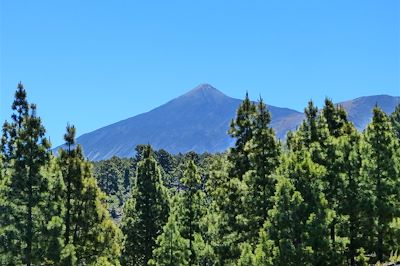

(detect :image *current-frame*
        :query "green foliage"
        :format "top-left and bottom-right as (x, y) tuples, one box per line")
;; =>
(1, 85), (400, 265)
(360, 107), (400, 262)
(0, 82), (62, 264)
(121, 145), (169, 266)
(94, 156), (132, 220)
(243, 98), (281, 243)
(390, 104), (400, 139)
(237, 242), (255, 266)
(262, 151), (335, 265)
(58, 124), (122, 265)
(149, 201), (190, 266)
(205, 155), (247, 264)
(228, 92), (257, 179)
(179, 160), (207, 264)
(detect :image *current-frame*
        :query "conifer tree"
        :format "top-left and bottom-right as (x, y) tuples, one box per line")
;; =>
(228, 92), (257, 179)
(243, 98), (281, 242)
(205, 155), (247, 265)
(298, 100), (320, 147)
(259, 176), (305, 265)
(178, 160), (206, 265)
(320, 100), (352, 247)
(149, 210), (190, 266)
(295, 99), (351, 256)
(210, 93), (258, 263)
(237, 243), (256, 266)
(322, 98), (349, 138)
(121, 145), (169, 266)
(261, 151), (335, 265)
(360, 107), (400, 262)
(337, 125), (366, 266)
(0, 83), (63, 265)
(390, 104), (400, 139)
(58, 124), (122, 265)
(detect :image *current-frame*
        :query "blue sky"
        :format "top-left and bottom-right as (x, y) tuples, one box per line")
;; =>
(1, 1), (399, 146)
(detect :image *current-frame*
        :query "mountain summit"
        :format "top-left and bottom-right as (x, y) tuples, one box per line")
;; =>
(56, 85), (399, 161)
(63, 84), (303, 160)
(182, 83), (228, 99)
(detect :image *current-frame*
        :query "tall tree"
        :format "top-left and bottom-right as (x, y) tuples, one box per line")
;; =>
(337, 125), (367, 266)
(121, 145), (169, 266)
(149, 207), (190, 266)
(58, 125), (122, 265)
(243, 98), (281, 242)
(260, 150), (335, 265)
(360, 107), (400, 262)
(298, 100), (320, 147)
(320, 99), (352, 247)
(179, 160), (206, 265)
(205, 154), (247, 265)
(0, 83), (62, 265)
(322, 98), (349, 138)
(390, 104), (400, 139)
(228, 92), (257, 179)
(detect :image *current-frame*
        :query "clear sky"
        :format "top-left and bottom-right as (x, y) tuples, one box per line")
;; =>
(1, 0), (399, 147)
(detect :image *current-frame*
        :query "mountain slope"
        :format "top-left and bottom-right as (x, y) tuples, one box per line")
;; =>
(339, 95), (399, 130)
(68, 84), (303, 160)
(56, 84), (399, 161)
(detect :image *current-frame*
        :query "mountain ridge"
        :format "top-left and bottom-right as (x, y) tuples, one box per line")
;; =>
(55, 84), (399, 161)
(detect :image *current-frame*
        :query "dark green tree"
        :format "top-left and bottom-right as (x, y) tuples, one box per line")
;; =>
(228, 92), (257, 179)
(204, 155), (247, 265)
(261, 150), (335, 265)
(336, 125), (366, 266)
(178, 160), (207, 265)
(360, 107), (400, 262)
(390, 104), (400, 139)
(58, 125), (122, 265)
(121, 145), (169, 266)
(322, 98), (349, 138)
(0, 83), (63, 265)
(149, 207), (190, 266)
(243, 98), (281, 242)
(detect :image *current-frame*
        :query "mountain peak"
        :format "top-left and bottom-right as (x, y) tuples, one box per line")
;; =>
(185, 83), (227, 98)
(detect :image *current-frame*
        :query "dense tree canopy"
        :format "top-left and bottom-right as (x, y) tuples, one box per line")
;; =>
(1, 84), (399, 265)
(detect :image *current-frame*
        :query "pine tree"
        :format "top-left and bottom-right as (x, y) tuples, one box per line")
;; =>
(261, 176), (306, 265)
(228, 92), (257, 179)
(299, 100), (320, 147)
(294, 99), (351, 260)
(205, 155), (247, 265)
(360, 107), (400, 262)
(243, 98), (281, 242)
(337, 125), (366, 266)
(320, 99), (352, 250)
(253, 229), (275, 266)
(95, 156), (129, 219)
(390, 104), (400, 139)
(149, 199), (190, 266)
(58, 125), (122, 265)
(121, 145), (169, 266)
(0, 131), (19, 264)
(262, 151), (334, 265)
(237, 243), (255, 266)
(0, 83), (63, 265)
(322, 98), (349, 138)
(179, 160), (206, 265)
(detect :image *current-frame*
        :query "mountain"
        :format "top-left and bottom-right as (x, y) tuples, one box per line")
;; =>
(339, 95), (399, 130)
(62, 84), (303, 160)
(55, 84), (399, 161)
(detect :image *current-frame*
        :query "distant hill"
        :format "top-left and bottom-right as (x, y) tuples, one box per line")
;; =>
(55, 84), (399, 161)
(339, 95), (400, 130)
